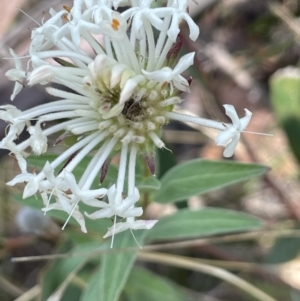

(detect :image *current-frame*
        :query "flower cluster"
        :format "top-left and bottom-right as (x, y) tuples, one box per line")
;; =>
(2, 0), (252, 243)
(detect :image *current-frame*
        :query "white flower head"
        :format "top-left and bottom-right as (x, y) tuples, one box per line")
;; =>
(0, 0), (255, 240)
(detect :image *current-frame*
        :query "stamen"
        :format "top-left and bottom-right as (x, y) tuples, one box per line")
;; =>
(130, 228), (142, 249)
(63, 5), (71, 13)
(242, 131), (273, 137)
(110, 215), (117, 248)
(16, 7), (41, 26)
(62, 200), (79, 230)
(111, 18), (120, 31)
(2, 55), (30, 60)
(44, 189), (54, 215)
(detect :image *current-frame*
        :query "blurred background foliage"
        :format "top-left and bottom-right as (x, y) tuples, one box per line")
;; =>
(1, 0), (300, 300)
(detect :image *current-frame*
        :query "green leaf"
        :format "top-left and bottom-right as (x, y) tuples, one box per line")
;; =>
(40, 241), (101, 301)
(270, 67), (300, 164)
(81, 231), (145, 301)
(270, 67), (300, 120)
(124, 267), (186, 301)
(157, 146), (177, 178)
(265, 233), (300, 264)
(146, 208), (262, 241)
(154, 159), (268, 203)
(135, 174), (161, 191)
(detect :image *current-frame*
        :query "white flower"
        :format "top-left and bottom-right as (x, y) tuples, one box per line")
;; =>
(95, 9), (128, 40)
(158, 2), (200, 42)
(38, 165), (90, 232)
(42, 191), (88, 233)
(0, 105), (26, 136)
(142, 53), (195, 92)
(7, 172), (40, 198)
(121, 1), (164, 39)
(215, 105), (252, 157)
(85, 184), (142, 220)
(64, 171), (107, 205)
(0, 134), (27, 173)
(103, 217), (158, 238)
(1, 0), (254, 239)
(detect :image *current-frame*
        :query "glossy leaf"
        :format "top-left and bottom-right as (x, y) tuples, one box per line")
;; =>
(81, 231), (145, 301)
(154, 159), (268, 203)
(146, 208), (262, 241)
(40, 241), (101, 301)
(135, 174), (161, 191)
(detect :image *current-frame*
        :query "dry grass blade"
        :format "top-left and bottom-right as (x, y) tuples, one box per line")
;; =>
(137, 251), (278, 301)
(0, 274), (24, 298)
(45, 260), (87, 301)
(13, 285), (41, 301)
(204, 42), (257, 91)
(268, 2), (300, 40)
(10, 229), (300, 262)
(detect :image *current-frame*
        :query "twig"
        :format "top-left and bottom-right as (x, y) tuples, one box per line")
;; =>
(13, 285), (41, 301)
(242, 136), (300, 221)
(204, 42), (258, 92)
(184, 257), (272, 272)
(268, 2), (300, 41)
(11, 228), (300, 262)
(137, 251), (278, 301)
(0, 274), (24, 297)
(45, 260), (87, 301)
(188, 0), (221, 17)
